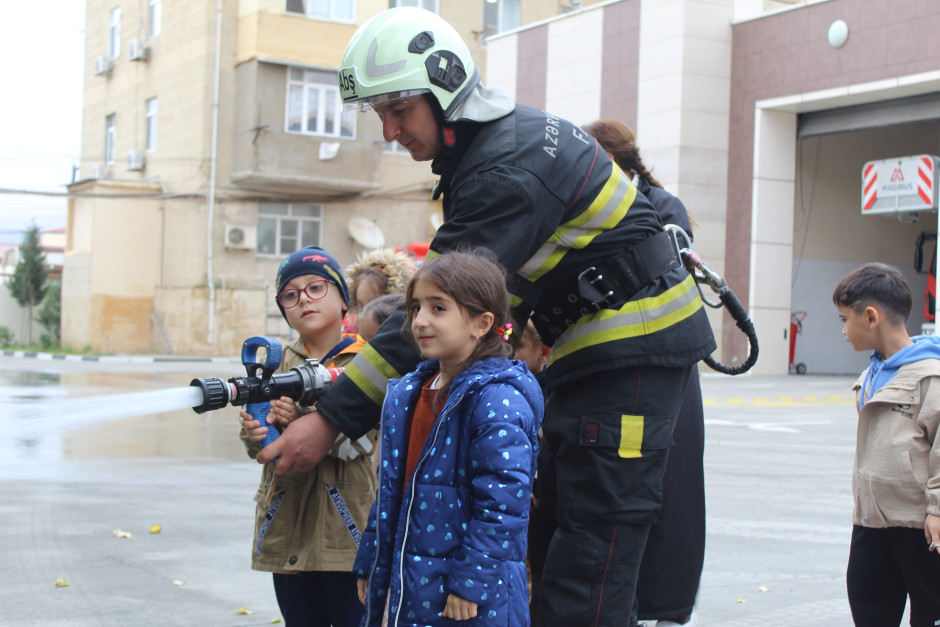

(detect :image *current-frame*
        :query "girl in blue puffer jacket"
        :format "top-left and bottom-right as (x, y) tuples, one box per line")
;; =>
(354, 250), (543, 627)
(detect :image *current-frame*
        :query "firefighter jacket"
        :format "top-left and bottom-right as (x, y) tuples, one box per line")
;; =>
(354, 357), (542, 627)
(239, 334), (377, 573)
(316, 103), (716, 440)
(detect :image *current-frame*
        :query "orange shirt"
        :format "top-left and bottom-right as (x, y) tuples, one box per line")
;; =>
(404, 375), (446, 485)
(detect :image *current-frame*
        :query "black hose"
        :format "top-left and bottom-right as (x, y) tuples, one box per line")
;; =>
(702, 288), (759, 376)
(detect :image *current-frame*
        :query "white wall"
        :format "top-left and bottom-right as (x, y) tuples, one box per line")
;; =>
(0, 287), (44, 345)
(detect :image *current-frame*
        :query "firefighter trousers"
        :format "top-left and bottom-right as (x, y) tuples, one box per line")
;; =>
(534, 364), (691, 627)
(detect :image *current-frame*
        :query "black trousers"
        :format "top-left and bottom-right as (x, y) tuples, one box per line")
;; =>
(272, 570), (363, 627)
(636, 368), (706, 623)
(847, 525), (940, 627)
(534, 365), (690, 627)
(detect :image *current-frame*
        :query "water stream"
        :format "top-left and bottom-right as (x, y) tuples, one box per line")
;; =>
(23, 386), (206, 435)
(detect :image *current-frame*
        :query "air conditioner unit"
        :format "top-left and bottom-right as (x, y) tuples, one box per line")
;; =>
(128, 38), (150, 62)
(224, 225), (257, 250)
(94, 56), (114, 76)
(91, 164), (102, 179)
(127, 149), (146, 171)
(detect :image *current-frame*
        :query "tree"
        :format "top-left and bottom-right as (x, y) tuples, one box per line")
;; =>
(7, 224), (48, 345)
(36, 280), (62, 348)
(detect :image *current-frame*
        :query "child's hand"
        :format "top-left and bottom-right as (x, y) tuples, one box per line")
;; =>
(357, 578), (368, 605)
(441, 594), (478, 621)
(270, 396), (300, 429)
(926, 514), (940, 552)
(239, 409), (269, 442)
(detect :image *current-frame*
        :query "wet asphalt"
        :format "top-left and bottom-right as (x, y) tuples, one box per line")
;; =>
(0, 353), (896, 626)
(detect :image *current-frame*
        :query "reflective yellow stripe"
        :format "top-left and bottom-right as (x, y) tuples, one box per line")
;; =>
(343, 344), (401, 406)
(619, 415), (644, 458)
(518, 166), (637, 282)
(547, 274), (702, 366)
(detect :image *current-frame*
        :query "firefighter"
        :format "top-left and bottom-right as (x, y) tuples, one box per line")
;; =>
(258, 7), (716, 626)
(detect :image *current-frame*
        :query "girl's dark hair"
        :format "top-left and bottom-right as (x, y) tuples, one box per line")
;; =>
(405, 249), (513, 406)
(832, 262), (912, 324)
(582, 118), (663, 189)
(361, 293), (405, 329)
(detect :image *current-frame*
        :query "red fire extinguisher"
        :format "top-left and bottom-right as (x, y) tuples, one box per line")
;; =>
(789, 311), (807, 375)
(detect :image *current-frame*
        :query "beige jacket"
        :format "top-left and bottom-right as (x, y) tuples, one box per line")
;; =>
(852, 358), (940, 528)
(239, 335), (377, 573)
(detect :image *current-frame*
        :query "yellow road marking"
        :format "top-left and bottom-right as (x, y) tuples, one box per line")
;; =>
(703, 395), (854, 407)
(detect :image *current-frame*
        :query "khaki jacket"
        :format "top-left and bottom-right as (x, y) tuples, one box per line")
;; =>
(240, 335), (377, 573)
(852, 358), (940, 528)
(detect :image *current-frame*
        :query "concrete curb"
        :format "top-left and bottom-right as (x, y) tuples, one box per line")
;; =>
(1, 350), (239, 363)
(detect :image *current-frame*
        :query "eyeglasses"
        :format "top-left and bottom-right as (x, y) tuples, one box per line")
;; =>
(276, 279), (331, 309)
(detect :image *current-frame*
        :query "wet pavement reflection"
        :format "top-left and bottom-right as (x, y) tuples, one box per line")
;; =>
(2, 356), (247, 480)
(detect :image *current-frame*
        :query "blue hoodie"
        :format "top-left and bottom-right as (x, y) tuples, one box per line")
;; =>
(858, 335), (940, 408)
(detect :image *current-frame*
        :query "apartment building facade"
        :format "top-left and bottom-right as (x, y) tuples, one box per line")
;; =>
(64, 0), (587, 355)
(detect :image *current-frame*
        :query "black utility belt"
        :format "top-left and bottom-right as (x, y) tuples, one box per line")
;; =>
(533, 230), (681, 342)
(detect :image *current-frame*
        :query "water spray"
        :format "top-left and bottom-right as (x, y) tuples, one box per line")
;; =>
(190, 336), (344, 447)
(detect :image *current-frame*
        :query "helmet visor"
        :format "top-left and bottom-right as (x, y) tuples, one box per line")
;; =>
(342, 89), (430, 112)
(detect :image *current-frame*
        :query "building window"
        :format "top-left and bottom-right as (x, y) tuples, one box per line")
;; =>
(145, 98), (158, 151)
(390, 0), (439, 12)
(149, 0), (162, 37)
(257, 203), (322, 256)
(286, 68), (356, 138)
(285, 0), (354, 23)
(109, 7), (122, 59)
(482, 0), (519, 40)
(105, 114), (116, 164)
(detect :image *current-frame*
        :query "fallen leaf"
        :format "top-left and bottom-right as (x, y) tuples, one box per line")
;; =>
(735, 598), (747, 604)
(271, 620), (282, 624)
(236, 607), (254, 615)
(172, 580), (185, 586)
(758, 585), (771, 592)
(150, 524), (162, 534)
(113, 529), (132, 538)
(54, 578), (70, 588)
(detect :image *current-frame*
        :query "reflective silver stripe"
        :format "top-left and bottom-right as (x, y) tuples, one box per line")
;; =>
(345, 345), (396, 406)
(366, 38), (406, 77)
(549, 275), (702, 365)
(518, 166), (634, 282)
(354, 356), (390, 394)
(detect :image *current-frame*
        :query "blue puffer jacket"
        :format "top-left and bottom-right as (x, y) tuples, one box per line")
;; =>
(354, 357), (543, 627)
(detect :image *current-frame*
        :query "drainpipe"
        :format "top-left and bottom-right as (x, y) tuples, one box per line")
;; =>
(206, 0), (223, 347)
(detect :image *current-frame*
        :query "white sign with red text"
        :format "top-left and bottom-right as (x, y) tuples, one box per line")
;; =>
(861, 155), (939, 214)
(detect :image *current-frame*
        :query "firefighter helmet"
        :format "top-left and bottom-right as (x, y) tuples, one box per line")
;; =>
(338, 7), (479, 119)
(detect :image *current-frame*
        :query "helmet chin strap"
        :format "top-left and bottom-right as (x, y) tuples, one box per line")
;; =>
(428, 96), (458, 156)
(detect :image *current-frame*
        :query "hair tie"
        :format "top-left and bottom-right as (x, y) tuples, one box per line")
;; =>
(494, 323), (513, 342)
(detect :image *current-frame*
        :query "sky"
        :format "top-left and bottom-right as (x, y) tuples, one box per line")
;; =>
(0, 2), (86, 244)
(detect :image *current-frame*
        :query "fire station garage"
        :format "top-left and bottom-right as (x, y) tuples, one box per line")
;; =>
(788, 98), (940, 375)
(726, 4), (940, 377)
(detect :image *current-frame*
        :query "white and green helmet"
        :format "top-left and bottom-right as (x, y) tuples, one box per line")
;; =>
(338, 7), (480, 119)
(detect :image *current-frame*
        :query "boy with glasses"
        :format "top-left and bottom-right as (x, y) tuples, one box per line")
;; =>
(238, 245), (376, 626)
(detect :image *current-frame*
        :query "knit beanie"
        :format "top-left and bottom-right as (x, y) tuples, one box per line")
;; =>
(275, 246), (350, 320)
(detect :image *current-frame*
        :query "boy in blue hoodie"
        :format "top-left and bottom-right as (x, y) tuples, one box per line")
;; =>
(832, 262), (940, 627)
